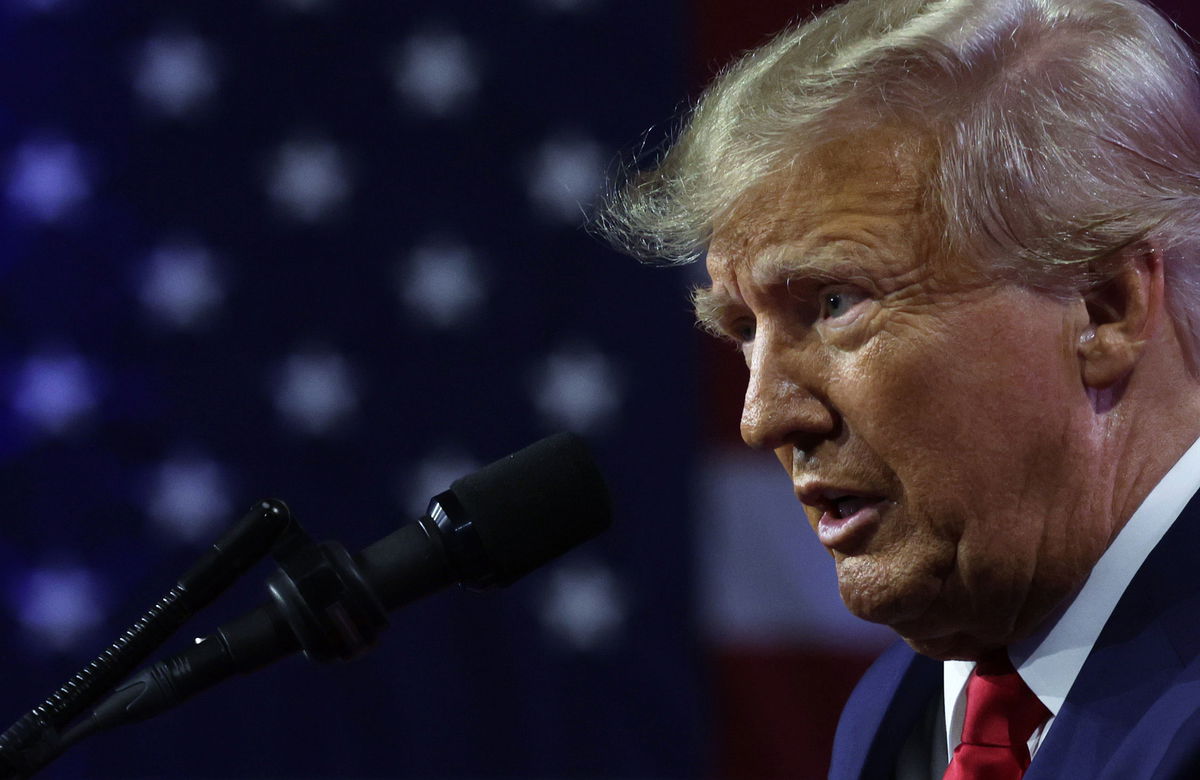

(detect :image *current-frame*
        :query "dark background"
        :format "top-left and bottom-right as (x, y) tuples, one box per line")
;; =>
(0, 1), (1196, 779)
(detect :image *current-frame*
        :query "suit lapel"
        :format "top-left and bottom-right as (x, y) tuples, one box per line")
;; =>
(830, 642), (941, 779)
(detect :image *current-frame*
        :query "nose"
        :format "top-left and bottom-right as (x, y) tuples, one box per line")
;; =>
(739, 333), (837, 453)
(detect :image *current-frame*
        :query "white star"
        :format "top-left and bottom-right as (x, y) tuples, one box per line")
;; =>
(138, 242), (225, 329)
(14, 564), (105, 651)
(392, 31), (479, 117)
(265, 139), (352, 223)
(527, 134), (605, 224)
(6, 138), (90, 224)
(530, 345), (621, 433)
(539, 560), (626, 652)
(272, 350), (359, 435)
(145, 454), (233, 543)
(11, 350), (99, 435)
(132, 32), (219, 119)
(397, 240), (486, 329)
(401, 450), (480, 516)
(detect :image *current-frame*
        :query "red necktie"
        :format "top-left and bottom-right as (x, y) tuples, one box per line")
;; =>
(942, 651), (1051, 780)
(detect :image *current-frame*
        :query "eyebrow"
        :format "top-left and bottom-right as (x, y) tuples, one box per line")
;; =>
(690, 249), (844, 336)
(691, 285), (736, 337)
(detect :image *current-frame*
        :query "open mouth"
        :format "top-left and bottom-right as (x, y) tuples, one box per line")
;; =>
(796, 487), (888, 552)
(829, 495), (877, 520)
(800, 488), (884, 519)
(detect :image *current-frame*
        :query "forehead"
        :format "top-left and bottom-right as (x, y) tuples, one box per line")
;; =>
(705, 126), (936, 283)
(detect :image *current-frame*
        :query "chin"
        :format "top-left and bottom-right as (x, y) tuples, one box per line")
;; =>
(836, 558), (945, 629)
(839, 576), (1019, 660)
(889, 603), (1043, 661)
(900, 633), (999, 661)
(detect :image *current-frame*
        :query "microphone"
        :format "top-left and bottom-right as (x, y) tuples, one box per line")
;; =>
(72, 432), (611, 739)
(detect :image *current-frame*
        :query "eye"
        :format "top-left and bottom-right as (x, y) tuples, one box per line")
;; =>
(819, 287), (869, 321)
(732, 319), (756, 344)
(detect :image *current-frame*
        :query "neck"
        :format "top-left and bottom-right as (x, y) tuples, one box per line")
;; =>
(1094, 337), (1200, 545)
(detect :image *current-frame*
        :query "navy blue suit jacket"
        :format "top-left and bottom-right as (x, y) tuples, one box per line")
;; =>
(829, 492), (1200, 779)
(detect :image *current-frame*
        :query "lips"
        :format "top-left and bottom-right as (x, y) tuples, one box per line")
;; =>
(796, 484), (888, 553)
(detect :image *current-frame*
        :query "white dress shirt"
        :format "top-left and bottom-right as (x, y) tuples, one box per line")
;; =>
(936, 434), (1200, 774)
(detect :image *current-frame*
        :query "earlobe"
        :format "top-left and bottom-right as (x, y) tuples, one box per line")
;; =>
(1077, 242), (1164, 389)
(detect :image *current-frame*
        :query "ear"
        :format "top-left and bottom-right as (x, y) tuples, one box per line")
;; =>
(1078, 241), (1165, 389)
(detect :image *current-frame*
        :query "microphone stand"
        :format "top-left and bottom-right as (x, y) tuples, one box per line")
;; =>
(0, 499), (295, 779)
(0, 433), (612, 778)
(61, 505), (397, 751)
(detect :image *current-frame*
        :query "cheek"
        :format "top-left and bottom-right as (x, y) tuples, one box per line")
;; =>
(826, 306), (1087, 602)
(832, 533), (957, 626)
(817, 292), (1095, 640)
(842, 308), (1077, 497)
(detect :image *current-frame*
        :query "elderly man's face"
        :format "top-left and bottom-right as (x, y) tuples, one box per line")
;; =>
(699, 128), (1112, 659)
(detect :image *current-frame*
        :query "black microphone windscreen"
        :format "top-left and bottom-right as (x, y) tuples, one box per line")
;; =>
(448, 432), (611, 586)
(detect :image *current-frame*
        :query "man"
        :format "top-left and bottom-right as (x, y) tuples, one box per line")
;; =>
(599, 0), (1200, 777)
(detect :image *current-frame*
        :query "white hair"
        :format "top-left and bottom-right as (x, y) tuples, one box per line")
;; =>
(598, 0), (1200, 364)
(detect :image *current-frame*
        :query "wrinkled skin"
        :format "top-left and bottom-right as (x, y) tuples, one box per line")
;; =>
(695, 126), (1200, 659)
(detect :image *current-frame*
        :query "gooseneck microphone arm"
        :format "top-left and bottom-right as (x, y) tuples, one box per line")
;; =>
(0, 499), (295, 780)
(0, 432), (612, 779)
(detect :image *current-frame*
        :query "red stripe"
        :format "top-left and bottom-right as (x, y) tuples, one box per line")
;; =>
(709, 647), (878, 779)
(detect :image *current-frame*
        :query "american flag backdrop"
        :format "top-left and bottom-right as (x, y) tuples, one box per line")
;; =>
(0, 1), (705, 777)
(4, 1), (1199, 779)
